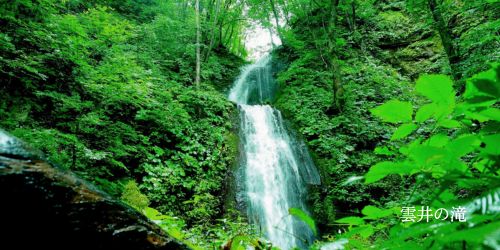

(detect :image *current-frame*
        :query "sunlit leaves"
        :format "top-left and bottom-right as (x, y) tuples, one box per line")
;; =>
(415, 103), (436, 122)
(415, 75), (455, 104)
(464, 64), (500, 102)
(336, 216), (365, 225)
(481, 134), (500, 155)
(358, 66), (500, 249)
(365, 161), (413, 183)
(447, 135), (480, 158)
(374, 146), (394, 155)
(437, 119), (461, 128)
(361, 206), (393, 219)
(391, 123), (418, 141)
(370, 100), (413, 123)
(414, 75), (455, 122)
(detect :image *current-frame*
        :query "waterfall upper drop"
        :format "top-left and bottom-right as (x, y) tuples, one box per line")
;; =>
(229, 55), (320, 249)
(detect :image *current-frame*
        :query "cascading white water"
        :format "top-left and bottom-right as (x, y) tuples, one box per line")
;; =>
(229, 55), (320, 249)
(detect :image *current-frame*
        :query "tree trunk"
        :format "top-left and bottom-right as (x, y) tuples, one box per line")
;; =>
(269, 0), (283, 41)
(328, 0), (343, 111)
(280, 0), (291, 25)
(225, 22), (235, 45)
(195, 0), (201, 87)
(428, 0), (460, 81)
(204, 0), (221, 62)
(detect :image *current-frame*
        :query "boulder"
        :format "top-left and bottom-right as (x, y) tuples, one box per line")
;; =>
(0, 129), (189, 250)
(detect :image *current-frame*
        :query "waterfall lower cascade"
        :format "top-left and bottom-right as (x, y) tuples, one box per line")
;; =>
(229, 55), (321, 249)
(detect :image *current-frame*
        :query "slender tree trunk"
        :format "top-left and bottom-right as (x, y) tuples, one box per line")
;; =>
(269, 0), (283, 41)
(182, 0), (189, 21)
(328, 0), (343, 111)
(195, 0), (201, 87)
(205, 0), (221, 62)
(225, 23), (235, 45)
(280, 0), (291, 25)
(428, 0), (460, 81)
(218, 22), (223, 45)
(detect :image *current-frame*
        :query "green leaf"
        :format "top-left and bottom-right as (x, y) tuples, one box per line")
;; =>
(426, 134), (449, 147)
(362, 206), (393, 219)
(391, 123), (418, 141)
(415, 103), (436, 122)
(472, 79), (500, 98)
(481, 134), (500, 155)
(446, 221), (500, 245)
(415, 74), (455, 104)
(289, 207), (317, 236)
(348, 224), (374, 238)
(370, 100), (413, 123)
(365, 161), (412, 184)
(374, 146), (394, 156)
(479, 108), (500, 121)
(447, 135), (480, 158)
(230, 235), (252, 250)
(408, 145), (446, 167)
(335, 216), (364, 225)
(437, 119), (461, 128)
(358, 225), (375, 238)
(464, 64), (500, 99)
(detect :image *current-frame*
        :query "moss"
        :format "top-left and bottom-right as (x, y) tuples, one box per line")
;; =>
(121, 180), (150, 210)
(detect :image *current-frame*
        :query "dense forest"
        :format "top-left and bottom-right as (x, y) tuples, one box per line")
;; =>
(0, 0), (499, 249)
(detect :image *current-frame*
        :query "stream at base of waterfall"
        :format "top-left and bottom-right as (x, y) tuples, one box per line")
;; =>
(228, 55), (320, 249)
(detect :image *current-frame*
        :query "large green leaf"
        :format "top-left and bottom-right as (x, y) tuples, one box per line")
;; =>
(365, 161), (412, 184)
(479, 108), (500, 121)
(335, 216), (365, 225)
(374, 146), (395, 155)
(415, 74), (455, 104)
(289, 207), (317, 236)
(447, 134), (480, 158)
(472, 79), (500, 98)
(445, 221), (500, 246)
(426, 134), (449, 147)
(415, 103), (436, 122)
(349, 224), (374, 238)
(408, 145), (446, 167)
(481, 134), (500, 155)
(437, 119), (461, 128)
(361, 206), (393, 219)
(391, 123), (418, 141)
(464, 64), (500, 99)
(370, 100), (413, 123)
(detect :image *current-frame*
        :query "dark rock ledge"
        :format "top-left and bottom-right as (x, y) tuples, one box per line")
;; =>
(0, 129), (189, 250)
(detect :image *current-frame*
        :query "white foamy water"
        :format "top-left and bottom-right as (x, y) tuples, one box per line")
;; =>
(230, 55), (320, 249)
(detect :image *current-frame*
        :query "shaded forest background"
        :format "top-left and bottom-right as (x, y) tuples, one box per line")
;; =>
(1, 0), (499, 248)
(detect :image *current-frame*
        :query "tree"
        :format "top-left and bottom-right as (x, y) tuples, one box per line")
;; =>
(328, 0), (344, 111)
(407, 0), (461, 81)
(427, 0), (460, 81)
(204, 0), (221, 62)
(269, 0), (283, 40)
(195, 0), (201, 87)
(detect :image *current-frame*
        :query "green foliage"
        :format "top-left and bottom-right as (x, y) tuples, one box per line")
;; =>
(274, 41), (413, 227)
(1, 0), (498, 248)
(370, 100), (413, 124)
(0, 0), (244, 228)
(142, 206), (200, 249)
(337, 65), (500, 249)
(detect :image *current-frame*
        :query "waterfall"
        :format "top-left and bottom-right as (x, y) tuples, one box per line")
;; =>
(229, 55), (320, 249)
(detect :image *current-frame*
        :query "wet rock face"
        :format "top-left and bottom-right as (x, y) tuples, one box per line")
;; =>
(0, 130), (188, 250)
